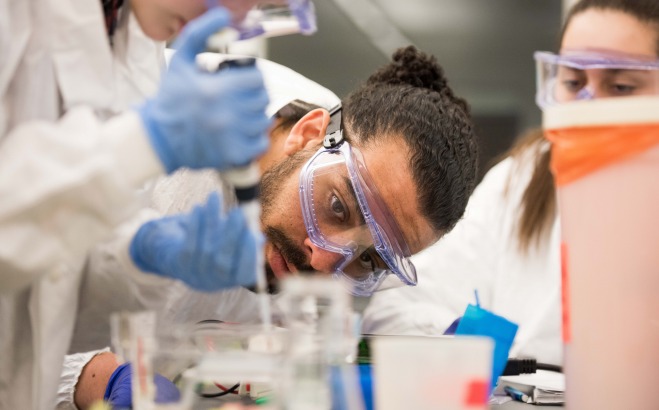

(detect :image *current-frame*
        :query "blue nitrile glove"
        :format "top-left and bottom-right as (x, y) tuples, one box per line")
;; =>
(129, 192), (260, 291)
(138, 6), (271, 174)
(104, 363), (180, 408)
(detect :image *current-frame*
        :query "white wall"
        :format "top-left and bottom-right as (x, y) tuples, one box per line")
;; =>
(563, 0), (579, 17)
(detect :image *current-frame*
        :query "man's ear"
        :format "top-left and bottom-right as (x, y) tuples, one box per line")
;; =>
(282, 108), (330, 156)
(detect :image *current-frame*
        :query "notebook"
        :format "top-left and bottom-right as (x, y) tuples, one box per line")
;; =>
(495, 369), (565, 405)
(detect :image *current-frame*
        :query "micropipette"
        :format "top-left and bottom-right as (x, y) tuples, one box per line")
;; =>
(217, 58), (272, 332)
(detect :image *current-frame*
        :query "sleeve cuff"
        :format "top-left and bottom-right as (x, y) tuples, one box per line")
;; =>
(57, 348), (111, 410)
(103, 111), (165, 189)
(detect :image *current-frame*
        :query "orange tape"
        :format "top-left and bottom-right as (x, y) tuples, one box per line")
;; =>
(545, 123), (659, 186)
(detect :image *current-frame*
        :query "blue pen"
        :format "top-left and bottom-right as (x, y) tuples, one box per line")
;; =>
(504, 386), (531, 403)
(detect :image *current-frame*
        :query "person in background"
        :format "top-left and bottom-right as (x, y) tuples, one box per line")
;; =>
(362, 0), (659, 367)
(60, 46), (480, 409)
(0, 2), (272, 408)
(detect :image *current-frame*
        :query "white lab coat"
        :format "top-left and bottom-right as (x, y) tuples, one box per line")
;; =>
(362, 143), (563, 365)
(0, 1), (165, 291)
(0, 1), (165, 409)
(54, 58), (340, 409)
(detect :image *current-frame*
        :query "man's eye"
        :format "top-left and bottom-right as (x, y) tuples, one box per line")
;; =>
(358, 250), (375, 270)
(330, 194), (347, 222)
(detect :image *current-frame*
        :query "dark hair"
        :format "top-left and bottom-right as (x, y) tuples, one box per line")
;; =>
(513, 0), (659, 251)
(563, 0), (659, 54)
(272, 99), (322, 134)
(342, 46), (479, 234)
(507, 129), (556, 251)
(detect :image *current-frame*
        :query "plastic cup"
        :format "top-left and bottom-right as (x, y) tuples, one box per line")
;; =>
(372, 335), (492, 410)
(544, 96), (659, 410)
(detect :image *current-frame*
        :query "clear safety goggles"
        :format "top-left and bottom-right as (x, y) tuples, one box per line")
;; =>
(231, 0), (316, 41)
(534, 50), (659, 109)
(298, 107), (417, 297)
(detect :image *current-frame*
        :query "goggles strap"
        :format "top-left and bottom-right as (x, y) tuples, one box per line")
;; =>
(323, 105), (345, 148)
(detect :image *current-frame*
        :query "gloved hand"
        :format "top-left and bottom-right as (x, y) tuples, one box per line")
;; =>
(104, 363), (180, 408)
(130, 192), (260, 291)
(139, 6), (271, 174)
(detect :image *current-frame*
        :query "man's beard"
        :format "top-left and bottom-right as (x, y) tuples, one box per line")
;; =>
(259, 147), (318, 293)
(262, 226), (314, 294)
(260, 146), (316, 216)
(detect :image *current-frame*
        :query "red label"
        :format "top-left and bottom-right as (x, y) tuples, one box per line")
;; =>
(561, 242), (571, 344)
(464, 379), (488, 407)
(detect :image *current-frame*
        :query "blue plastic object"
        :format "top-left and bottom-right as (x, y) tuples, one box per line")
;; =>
(455, 303), (518, 391)
(329, 364), (373, 410)
(104, 363), (180, 408)
(358, 364), (374, 410)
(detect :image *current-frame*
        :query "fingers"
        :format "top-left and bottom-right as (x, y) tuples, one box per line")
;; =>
(234, 115), (272, 137)
(220, 208), (257, 287)
(204, 191), (223, 216)
(185, 202), (207, 279)
(226, 66), (266, 90)
(200, 192), (222, 254)
(228, 130), (270, 164)
(187, 199), (257, 291)
(171, 7), (232, 64)
(199, 192), (224, 279)
(223, 87), (270, 113)
(198, 68), (271, 138)
(204, 0), (221, 8)
(220, 208), (250, 250)
(168, 202), (260, 291)
(212, 66), (268, 94)
(235, 229), (261, 287)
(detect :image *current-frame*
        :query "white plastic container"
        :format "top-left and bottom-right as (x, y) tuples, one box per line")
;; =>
(544, 96), (659, 410)
(372, 335), (492, 410)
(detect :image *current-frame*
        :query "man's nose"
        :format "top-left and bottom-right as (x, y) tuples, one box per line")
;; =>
(303, 237), (343, 273)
